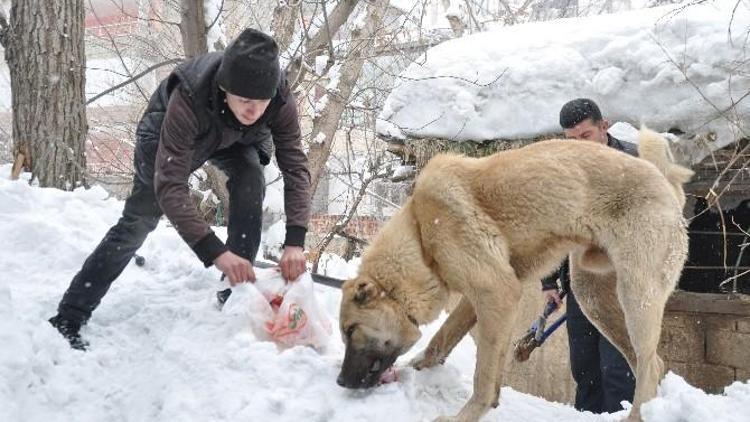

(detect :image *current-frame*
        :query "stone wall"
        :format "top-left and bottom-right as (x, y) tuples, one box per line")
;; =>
(503, 289), (750, 404)
(660, 292), (750, 393)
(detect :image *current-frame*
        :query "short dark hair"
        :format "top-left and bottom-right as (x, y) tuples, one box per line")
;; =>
(559, 98), (603, 129)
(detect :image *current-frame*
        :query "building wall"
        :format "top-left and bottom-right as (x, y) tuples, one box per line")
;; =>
(305, 214), (386, 259)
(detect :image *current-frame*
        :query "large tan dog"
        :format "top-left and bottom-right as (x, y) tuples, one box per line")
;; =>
(337, 129), (694, 421)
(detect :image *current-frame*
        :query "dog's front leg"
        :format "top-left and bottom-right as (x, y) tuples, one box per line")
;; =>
(445, 286), (520, 422)
(412, 296), (476, 370)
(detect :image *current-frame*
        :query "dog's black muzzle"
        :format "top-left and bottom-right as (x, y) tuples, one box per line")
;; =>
(336, 344), (399, 389)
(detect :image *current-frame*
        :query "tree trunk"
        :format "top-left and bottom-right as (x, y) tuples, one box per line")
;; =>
(285, 0), (359, 91)
(5, 0), (87, 189)
(203, 163), (230, 221)
(307, 0), (388, 197)
(179, 0), (230, 224)
(179, 0), (207, 58)
(271, 1), (300, 52)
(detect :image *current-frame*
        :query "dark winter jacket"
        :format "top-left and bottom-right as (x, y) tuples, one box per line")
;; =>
(133, 52), (311, 266)
(541, 133), (637, 291)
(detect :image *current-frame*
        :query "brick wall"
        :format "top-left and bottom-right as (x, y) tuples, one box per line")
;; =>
(308, 214), (384, 240)
(305, 214), (385, 259)
(87, 136), (134, 176)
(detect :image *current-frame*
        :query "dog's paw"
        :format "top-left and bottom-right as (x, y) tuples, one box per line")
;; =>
(624, 413), (642, 422)
(410, 348), (444, 370)
(432, 416), (459, 422)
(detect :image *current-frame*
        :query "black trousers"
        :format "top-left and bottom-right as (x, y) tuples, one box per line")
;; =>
(567, 291), (636, 413)
(56, 143), (265, 323)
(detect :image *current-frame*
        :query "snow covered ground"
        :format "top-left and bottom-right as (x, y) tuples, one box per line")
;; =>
(1, 163), (749, 421)
(377, 1), (750, 164)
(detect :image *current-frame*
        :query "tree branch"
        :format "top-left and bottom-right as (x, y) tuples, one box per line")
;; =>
(86, 58), (182, 105)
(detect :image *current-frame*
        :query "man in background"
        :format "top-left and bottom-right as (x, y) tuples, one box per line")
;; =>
(541, 98), (636, 413)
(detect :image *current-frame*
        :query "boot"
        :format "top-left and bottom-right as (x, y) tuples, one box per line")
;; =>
(216, 288), (232, 309)
(216, 272), (233, 309)
(48, 314), (88, 351)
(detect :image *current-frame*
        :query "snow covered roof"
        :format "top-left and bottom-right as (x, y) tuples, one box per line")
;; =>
(377, 2), (749, 163)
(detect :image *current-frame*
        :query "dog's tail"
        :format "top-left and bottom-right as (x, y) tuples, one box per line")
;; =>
(637, 127), (694, 207)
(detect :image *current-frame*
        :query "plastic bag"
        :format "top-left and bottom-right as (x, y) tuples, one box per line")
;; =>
(221, 268), (283, 338)
(264, 273), (332, 350)
(222, 268), (332, 350)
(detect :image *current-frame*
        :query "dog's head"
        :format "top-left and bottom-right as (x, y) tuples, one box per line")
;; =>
(336, 277), (421, 389)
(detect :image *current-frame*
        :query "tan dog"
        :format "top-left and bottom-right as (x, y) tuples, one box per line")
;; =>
(337, 129), (693, 422)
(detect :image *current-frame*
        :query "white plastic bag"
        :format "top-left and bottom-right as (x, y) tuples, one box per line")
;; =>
(264, 273), (332, 350)
(221, 268), (283, 339)
(222, 268), (332, 350)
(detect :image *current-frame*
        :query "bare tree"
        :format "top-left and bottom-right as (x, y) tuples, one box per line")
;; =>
(307, 0), (390, 196)
(1, 0), (88, 189)
(652, 2), (750, 293)
(284, 0), (360, 89)
(311, 141), (393, 272)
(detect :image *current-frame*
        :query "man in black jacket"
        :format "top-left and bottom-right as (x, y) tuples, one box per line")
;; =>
(541, 98), (636, 413)
(49, 29), (311, 350)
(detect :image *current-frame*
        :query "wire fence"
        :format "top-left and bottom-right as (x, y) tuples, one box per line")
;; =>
(683, 230), (750, 294)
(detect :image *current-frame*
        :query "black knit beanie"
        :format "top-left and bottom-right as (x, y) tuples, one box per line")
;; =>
(217, 28), (281, 99)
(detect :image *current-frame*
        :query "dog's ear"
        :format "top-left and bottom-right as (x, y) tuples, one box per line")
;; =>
(354, 281), (379, 305)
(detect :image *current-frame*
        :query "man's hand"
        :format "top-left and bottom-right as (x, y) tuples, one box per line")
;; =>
(214, 251), (255, 286)
(279, 245), (306, 282)
(542, 289), (562, 308)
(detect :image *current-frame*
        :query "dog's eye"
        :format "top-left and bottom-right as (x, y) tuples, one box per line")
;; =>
(345, 325), (357, 338)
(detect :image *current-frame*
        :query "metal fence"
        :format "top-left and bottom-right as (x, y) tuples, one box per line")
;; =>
(682, 230), (750, 294)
